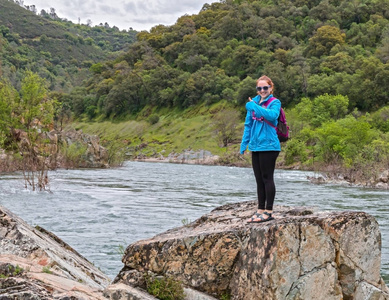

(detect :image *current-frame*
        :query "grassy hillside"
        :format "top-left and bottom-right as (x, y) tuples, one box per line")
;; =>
(69, 101), (240, 160)
(0, 0), (64, 38)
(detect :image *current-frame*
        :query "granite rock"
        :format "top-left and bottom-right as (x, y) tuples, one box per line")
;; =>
(115, 202), (389, 300)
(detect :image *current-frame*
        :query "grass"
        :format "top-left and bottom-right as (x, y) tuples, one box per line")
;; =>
(42, 266), (53, 274)
(145, 275), (185, 300)
(68, 102), (240, 160)
(181, 218), (191, 226)
(0, 264), (24, 278)
(116, 244), (126, 256)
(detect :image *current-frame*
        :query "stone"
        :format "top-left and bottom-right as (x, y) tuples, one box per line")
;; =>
(59, 129), (109, 168)
(0, 205), (110, 299)
(379, 170), (389, 183)
(104, 283), (158, 300)
(115, 201), (389, 300)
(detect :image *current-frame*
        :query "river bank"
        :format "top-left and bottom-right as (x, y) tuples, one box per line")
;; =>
(132, 149), (389, 190)
(0, 129), (109, 173)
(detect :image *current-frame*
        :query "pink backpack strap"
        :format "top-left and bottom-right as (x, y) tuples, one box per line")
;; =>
(252, 97), (277, 122)
(262, 96), (277, 108)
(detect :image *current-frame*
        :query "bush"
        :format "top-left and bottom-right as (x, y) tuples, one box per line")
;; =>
(145, 275), (185, 300)
(315, 115), (379, 166)
(60, 142), (87, 168)
(370, 106), (389, 133)
(284, 139), (308, 165)
(102, 138), (126, 167)
(148, 114), (160, 125)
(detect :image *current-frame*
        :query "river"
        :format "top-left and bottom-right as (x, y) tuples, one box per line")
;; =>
(0, 161), (388, 284)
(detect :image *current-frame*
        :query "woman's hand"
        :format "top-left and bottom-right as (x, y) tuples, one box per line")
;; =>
(248, 97), (253, 102)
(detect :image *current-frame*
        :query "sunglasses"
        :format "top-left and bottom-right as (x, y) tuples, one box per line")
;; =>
(256, 85), (271, 92)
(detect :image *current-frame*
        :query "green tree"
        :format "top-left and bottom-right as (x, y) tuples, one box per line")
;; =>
(0, 79), (18, 147)
(19, 71), (54, 131)
(294, 94), (349, 128)
(315, 115), (378, 165)
(212, 108), (241, 148)
(311, 94), (349, 127)
(14, 71), (56, 191)
(235, 76), (256, 107)
(307, 25), (346, 57)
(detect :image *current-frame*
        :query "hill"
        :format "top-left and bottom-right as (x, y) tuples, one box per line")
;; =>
(66, 0), (389, 118)
(0, 0), (137, 91)
(64, 0), (389, 182)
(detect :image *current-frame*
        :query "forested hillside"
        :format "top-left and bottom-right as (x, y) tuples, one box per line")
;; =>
(0, 0), (137, 92)
(67, 0), (389, 118)
(65, 0), (388, 183)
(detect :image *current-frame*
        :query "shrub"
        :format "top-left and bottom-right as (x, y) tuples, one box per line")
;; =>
(145, 275), (185, 300)
(148, 114), (160, 125)
(60, 142), (87, 168)
(370, 106), (389, 133)
(315, 115), (379, 166)
(284, 139), (308, 165)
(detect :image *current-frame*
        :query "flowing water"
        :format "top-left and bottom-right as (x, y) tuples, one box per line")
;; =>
(0, 161), (388, 283)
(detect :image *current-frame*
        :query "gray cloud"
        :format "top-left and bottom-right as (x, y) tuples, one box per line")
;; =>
(123, 0), (204, 16)
(23, 0), (209, 31)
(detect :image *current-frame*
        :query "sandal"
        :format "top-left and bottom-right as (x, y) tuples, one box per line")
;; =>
(247, 212), (262, 223)
(248, 211), (274, 223)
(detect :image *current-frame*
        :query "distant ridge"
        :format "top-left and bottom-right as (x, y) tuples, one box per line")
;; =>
(0, 0), (137, 91)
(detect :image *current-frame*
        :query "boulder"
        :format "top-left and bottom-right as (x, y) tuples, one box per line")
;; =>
(114, 202), (389, 300)
(379, 170), (389, 184)
(0, 205), (110, 299)
(59, 129), (109, 168)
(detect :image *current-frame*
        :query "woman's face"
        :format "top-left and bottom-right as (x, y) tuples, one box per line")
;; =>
(256, 80), (272, 98)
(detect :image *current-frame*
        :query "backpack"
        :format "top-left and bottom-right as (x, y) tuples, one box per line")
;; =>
(251, 97), (289, 142)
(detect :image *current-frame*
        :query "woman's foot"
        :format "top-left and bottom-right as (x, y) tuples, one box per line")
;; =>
(247, 210), (274, 223)
(247, 210), (265, 223)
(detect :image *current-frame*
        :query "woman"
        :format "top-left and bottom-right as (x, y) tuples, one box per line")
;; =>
(240, 75), (281, 223)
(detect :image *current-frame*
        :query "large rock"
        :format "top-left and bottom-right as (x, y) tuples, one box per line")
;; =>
(0, 205), (111, 299)
(114, 201), (389, 300)
(59, 129), (109, 168)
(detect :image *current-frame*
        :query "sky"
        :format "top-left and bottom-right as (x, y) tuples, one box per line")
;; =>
(21, 0), (212, 32)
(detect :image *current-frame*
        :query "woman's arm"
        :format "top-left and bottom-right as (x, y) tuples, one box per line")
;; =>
(246, 99), (281, 122)
(240, 110), (253, 154)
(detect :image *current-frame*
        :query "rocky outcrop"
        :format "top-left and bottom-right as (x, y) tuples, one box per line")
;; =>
(114, 202), (389, 300)
(58, 129), (109, 168)
(0, 129), (109, 172)
(0, 205), (111, 299)
(308, 169), (389, 190)
(134, 149), (219, 165)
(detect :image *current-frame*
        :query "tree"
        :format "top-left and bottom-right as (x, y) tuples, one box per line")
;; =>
(49, 7), (58, 19)
(0, 79), (18, 147)
(212, 108), (241, 148)
(307, 25), (346, 57)
(13, 71), (56, 191)
(294, 94), (349, 128)
(235, 76), (256, 106)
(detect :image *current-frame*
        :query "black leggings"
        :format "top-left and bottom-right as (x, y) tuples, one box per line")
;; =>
(251, 151), (280, 211)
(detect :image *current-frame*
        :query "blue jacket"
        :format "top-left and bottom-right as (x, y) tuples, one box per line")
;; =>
(240, 94), (281, 154)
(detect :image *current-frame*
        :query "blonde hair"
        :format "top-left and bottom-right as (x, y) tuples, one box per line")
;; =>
(257, 75), (274, 92)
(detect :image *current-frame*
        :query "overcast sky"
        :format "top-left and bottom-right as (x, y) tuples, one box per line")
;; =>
(22, 0), (212, 31)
